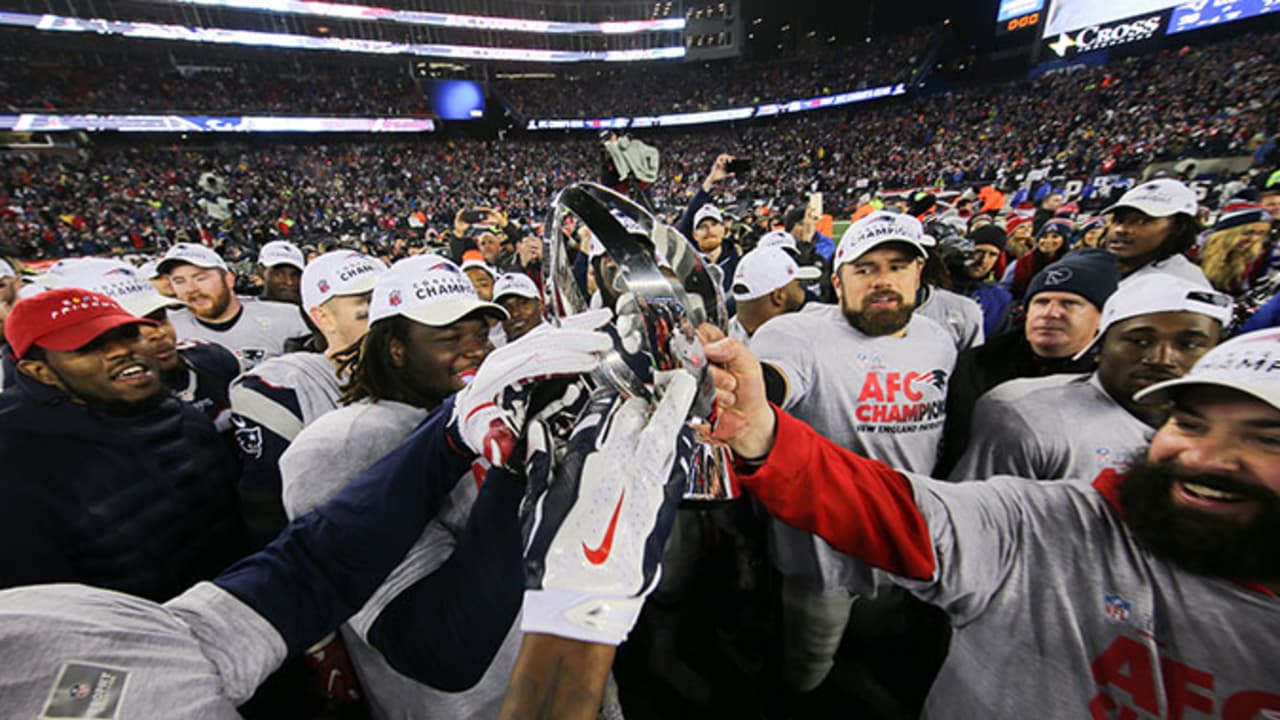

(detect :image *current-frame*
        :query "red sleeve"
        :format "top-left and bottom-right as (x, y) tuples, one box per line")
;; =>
(731, 406), (937, 581)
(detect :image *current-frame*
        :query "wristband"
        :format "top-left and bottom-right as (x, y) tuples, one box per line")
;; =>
(520, 589), (646, 646)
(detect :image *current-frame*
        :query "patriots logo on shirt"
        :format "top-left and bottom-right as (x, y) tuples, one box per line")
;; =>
(1103, 593), (1132, 624)
(68, 683), (91, 700)
(915, 369), (948, 392)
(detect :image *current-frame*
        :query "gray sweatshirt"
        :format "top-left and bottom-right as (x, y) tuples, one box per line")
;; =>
(279, 399), (521, 720)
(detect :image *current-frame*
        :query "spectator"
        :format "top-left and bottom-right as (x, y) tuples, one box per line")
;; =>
(159, 243), (309, 371)
(939, 249), (1119, 475)
(726, 245), (819, 341)
(950, 276), (1232, 480)
(0, 288), (246, 601)
(256, 240), (306, 305)
(229, 250), (387, 547)
(1102, 179), (1210, 287)
(492, 272), (544, 343)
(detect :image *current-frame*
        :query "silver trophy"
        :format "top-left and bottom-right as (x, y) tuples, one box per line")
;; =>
(543, 182), (738, 502)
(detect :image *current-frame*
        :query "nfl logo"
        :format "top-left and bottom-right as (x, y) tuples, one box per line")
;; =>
(389, 290), (403, 307)
(69, 683), (91, 700)
(1103, 593), (1131, 624)
(318, 279), (330, 293)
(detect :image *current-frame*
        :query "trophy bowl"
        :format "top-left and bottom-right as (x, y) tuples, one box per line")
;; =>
(543, 182), (739, 502)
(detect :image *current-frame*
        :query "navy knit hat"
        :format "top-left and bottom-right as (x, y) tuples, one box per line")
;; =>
(1036, 218), (1074, 239)
(1212, 200), (1271, 233)
(968, 224), (1008, 252)
(1025, 248), (1120, 311)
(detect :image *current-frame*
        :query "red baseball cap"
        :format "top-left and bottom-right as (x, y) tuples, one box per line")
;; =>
(5, 288), (155, 360)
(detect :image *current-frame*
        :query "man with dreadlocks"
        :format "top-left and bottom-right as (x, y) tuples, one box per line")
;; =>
(278, 254), (606, 719)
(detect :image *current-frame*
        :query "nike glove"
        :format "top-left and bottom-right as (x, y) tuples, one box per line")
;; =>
(519, 372), (697, 645)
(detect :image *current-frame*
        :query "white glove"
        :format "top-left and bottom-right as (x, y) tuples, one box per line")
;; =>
(519, 372), (697, 645)
(452, 321), (610, 467)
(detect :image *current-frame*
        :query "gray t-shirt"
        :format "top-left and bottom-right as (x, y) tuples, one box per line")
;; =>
(752, 305), (957, 591)
(916, 286), (985, 352)
(893, 474), (1280, 718)
(170, 298), (309, 372)
(949, 372), (1154, 482)
(280, 400), (520, 720)
(0, 582), (283, 719)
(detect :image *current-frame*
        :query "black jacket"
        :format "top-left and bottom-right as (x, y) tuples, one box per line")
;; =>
(936, 329), (1096, 477)
(0, 373), (248, 601)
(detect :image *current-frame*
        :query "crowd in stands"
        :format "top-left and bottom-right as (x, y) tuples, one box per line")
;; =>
(494, 28), (931, 118)
(3, 29), (1277, 263)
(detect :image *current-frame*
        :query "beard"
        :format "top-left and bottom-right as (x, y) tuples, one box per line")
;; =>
(1119, 454), (1280, 584)
(842, 291), (914, 336)
(188, 288), (232, 320)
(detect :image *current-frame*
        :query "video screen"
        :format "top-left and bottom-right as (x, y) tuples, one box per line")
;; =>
(1042, 0), (1180, 36)
(428, 80), (485, 120)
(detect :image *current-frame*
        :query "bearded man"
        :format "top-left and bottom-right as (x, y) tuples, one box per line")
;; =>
(749, 212), (957, 703)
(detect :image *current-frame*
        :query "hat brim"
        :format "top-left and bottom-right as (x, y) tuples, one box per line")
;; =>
(308, 274), (381, 311)
(399, 298), (508, 327)
(837, 237), (927, 266)
(493, 288), (541, 302)
(32, 315), (155, 354)
(261, 259), (306, 271)
(157, 258), (227, 274)
(795, 267), (823, 281)
(118, 294), (185, 319)
(1101, 201), (1189, 219)
(1133, 372), (1280, 411)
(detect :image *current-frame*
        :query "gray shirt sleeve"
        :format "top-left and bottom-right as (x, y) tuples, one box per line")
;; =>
(750, 317), (817, 410)
(164, 582), (287, 706)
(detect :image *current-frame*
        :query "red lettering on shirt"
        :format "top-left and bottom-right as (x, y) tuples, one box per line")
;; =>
(1092, 636), (1160, 715)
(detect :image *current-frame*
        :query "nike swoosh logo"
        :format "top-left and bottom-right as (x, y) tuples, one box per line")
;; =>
(582, 489), (626, 565)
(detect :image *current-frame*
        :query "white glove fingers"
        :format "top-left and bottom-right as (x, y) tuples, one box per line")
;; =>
(634, 371), (697, 472)
(557, 307), (613, 331)
(600, 396), (650, 453)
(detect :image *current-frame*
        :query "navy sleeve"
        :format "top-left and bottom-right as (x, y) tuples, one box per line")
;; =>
(211, 397), (480, 656)
(676, 187), (711, 242)
(1239, 293), (1280, 334)
(366, 468), (525, 691)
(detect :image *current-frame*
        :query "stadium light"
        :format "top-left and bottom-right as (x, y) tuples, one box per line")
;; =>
(0, 10), (686, 62)
(166, 0), (687, 34)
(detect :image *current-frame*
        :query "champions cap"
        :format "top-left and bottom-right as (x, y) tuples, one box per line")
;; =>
(5, 288), (155, 359)
(492, 273), (541, 302)
(157, 243), (228, 274)
(757, 230), (799, 254)
(369, 255), (507, 327)
(59, 261), (184, 319)
(1134, 328), (1280, 410)
(301, 250), (387, 311)
(1103, 178), (1198, 218)
(833, 211), (927, 268)
(731, 246), (822, 301)
(1075, 275), (1233, 359)
(257, 240), (306, 271)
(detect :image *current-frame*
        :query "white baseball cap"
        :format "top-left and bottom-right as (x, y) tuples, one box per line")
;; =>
(460, 258), (497, 278)
(1134, 328), (1280, 410)
(492, 273), (541, 302)
(731, 246), (822, 301)
(693, 204), (724, 228)
(369, 255), (507, 327)
(0, 261), (14, 280)
(59, 261), (184, 319)
(1075, 275), (1234, 359)
(301, 250), (388, 311)
(258, 240), (305, 271)
(757, 230), (798, 254)
(157, 243), (228, 274)
(138, 260), (161, 279)
(41, 257), (127, 286)
(833, 211), (928, 267)
(1103, 178), (1198, 218)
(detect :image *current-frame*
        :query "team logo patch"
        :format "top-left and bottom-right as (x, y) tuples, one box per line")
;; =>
(41, 662), (130, 719)
(427, 262), (459, 274)
(1103, 593), (1132, 625)
(234, 421), (264, 459)
(317, 279), (331, 294)
(388, 289), (403, 307)
(1043, 268), (1074, 285)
